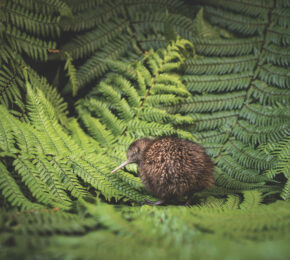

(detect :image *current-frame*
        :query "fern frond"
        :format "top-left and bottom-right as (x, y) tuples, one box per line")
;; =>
(61, 1), (121, 32)
(255, 64), (290, 89)
(263, 136), (290, 200)
(267, 25), (290, 46)
(5, 24), (56, 61)
(251, 80), (290, 105)
(166, 92), (246, 113)
(81, 99), (126, 136)
(11, 0), (72, 16)
(0, 108), (17, 154)
(33, 156), (72, 208)
(192, 37), (263, 56)
(240, 103), (289, 126)
(233, 120), (290, 145)
(79, 113), (116, 147)
(217, 154), (270, 183)
(49, 156), (89, 199)
(63, 35), (131, 94)
(202, 0), (269, 20)
(4, 2), (61, 38)
(240, 190), (263, 209)
(214, 167), (266, 190)
(222, 194), (240, 210)
(203, 5), (267, 36)
(188, 111), (238, 131)
(0, 64), (23, 109)
(64, 52), (78, 96)
(27, 71), (68, 123)
(183, 72), (252, 93)
(272, 7), (290, 28)
(263, 44), (290, 66)
(13, 157), (65, 208)
(62, 19), (129, 59)
(224, 139), (274, 171)
(0, 162), (43, 210)
(184, 55), (257, 75)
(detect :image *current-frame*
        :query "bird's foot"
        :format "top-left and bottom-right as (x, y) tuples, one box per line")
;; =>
(141, 199), (165, 206)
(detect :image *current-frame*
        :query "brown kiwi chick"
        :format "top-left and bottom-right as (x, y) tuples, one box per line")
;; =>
(110, 136), (214, 205)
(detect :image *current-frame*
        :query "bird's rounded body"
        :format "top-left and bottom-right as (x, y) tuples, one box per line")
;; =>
(110, 136), (215, 204)
(136, 137), (214, 200)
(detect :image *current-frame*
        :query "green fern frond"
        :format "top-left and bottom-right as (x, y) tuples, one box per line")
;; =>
(233, 120), (290, 145)
(240, 103), (289, 126)
(10, 0), (72, 16)
(202, 0), (269, 20)
(5, 24), (56, 61)
(0, 65), (23, 110)
(0, 161), (43, 210)
(267, 25), (290, 46)
(203, 5), (267, 36)
(251, 80), (290, 105)
(187, 111), (238, 131)
(183, 72), (252, 93)
(79, 113), (116, 146)
(214, 167), (266, 191)
(262, 44), (290, 66)
(0, 109), (17, 154)
(61, 1), (121, 32)
(188, 200), (290, 240)
(3, 1), (61, 38)
(13, 157), (65, 208)
(256, 64), (290, 89)
(192, 37), (263, 56)
(62, 19), (129, 59)
(224, 139), (274, 171)
(263, 136), (290, 200)
(74, 39), (197, 199)
(184, 55), (257, 75)
(222, 194), (240, 210)
(33, 156), (72, 208)
(1, 207), (97, 236)
(62, 35), (132, 94)
(272, 7), (290, 28)
(166, 92), (246, 113)
(28, 71), (68, 122)
(216, 155), (270, 183)
(240, 190), (263, 210)
(64, 52), (78, 97)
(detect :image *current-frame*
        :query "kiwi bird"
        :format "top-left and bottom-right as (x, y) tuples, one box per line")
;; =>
(110, 136), (214, 205)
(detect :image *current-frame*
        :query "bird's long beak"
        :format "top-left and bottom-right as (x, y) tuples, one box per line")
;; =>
(110, 160), (131, 174)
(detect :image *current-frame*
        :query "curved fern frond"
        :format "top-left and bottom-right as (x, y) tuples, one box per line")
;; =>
(263, 136), (290, 200)
(0, 161), (43, 210)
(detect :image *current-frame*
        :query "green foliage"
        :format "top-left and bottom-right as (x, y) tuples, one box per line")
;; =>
(263, 136), (290, 200)
(0, 77), (155, 207)
(0, 0), (290, 259)
(64, 52), (78, 96)
(76, 39), (195, 171)
(1, 199), (290, 260)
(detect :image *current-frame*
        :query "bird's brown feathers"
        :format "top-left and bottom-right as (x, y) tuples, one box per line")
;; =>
(133, 137), (214, 200)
